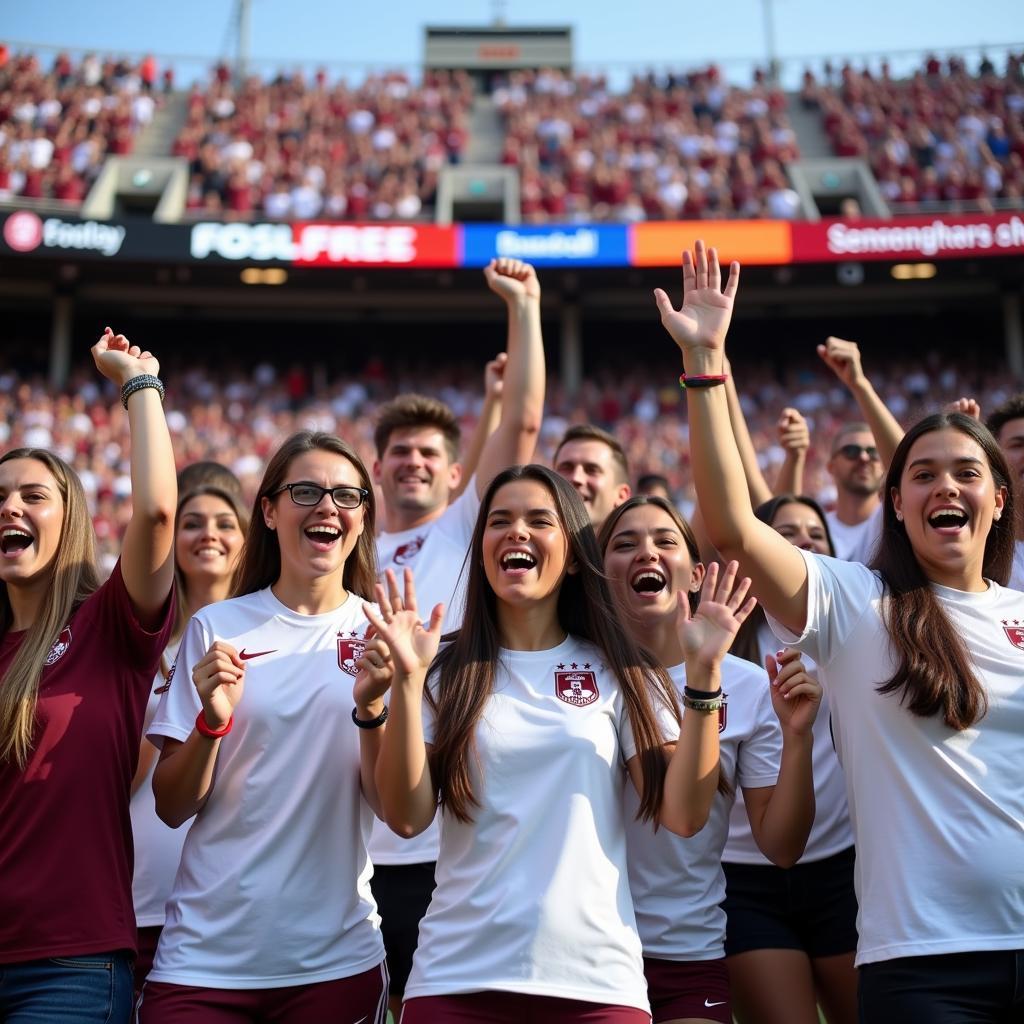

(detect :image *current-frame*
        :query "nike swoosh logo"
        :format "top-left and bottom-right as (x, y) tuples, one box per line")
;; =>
(238, 648), (277, 660)
(705, 999), (727, 1007)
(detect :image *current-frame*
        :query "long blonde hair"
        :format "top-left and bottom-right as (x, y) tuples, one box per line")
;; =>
(0, 449), (100, 767)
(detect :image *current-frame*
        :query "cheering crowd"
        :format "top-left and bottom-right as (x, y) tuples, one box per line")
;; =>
(1, 247), (1022, 1024)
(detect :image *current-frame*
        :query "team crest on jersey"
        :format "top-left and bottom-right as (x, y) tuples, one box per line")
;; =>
(155, 660), (176, 695)
(555, 666), (599, 707)
(393, 536), (424, 566)
(1002, 620), (1024, 651)
(338, 631), (368, 676)
(718, 693), (728, 733)
(45, 627), (72, 666)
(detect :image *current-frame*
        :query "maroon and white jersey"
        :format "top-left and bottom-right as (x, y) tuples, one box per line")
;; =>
(0, 560), (174, 962)
(770, 551), (1024, 966)
(148, 588), (384, 989)
(405, 635), (675, 1012)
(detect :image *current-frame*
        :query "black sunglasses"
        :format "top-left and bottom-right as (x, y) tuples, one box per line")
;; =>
(836, 443), (880, 461)
(270, 482), (368, 509)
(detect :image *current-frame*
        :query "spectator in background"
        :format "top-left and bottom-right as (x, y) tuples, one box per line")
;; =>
(986, 393), (1024, 589)
(553, 423), (632, 531)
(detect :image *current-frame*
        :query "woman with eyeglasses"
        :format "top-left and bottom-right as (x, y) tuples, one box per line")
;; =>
(139, 432), (390, 1024)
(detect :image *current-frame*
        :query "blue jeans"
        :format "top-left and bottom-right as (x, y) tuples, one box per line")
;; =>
(0, 952), (134, 1023)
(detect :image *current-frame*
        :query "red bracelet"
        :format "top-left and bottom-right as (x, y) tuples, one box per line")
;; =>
(195, 710), (233, 738)
(679, 373), (729, 390)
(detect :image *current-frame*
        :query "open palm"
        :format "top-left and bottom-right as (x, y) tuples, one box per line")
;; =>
(677, 560), (756, 669)
(362, 568), (443, 679)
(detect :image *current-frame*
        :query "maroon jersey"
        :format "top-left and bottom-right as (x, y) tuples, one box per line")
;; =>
(0, 561), (174, 961)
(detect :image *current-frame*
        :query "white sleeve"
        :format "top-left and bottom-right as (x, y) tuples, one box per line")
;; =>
(765, 548), (881, 670)
(148, 614), (210, 747)
(737, 684), (782, 790)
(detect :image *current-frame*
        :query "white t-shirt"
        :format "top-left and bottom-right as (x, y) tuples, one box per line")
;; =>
(825, 503), (883, 564)
(769, 551), (1024, 966)
(626, 655), (780, 962)
(1010, 539), (1024, 592)
(723, 623), (854, 865)
(131, 638), (188, 927)
(147, 588), (385, 989)
(370, 484), (480, 866)
(404, 636), (663, 1010)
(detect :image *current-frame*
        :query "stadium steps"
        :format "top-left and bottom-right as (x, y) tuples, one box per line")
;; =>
(133, 91), (190, 159)
(465, 95), (505, 164)
(784, 92), (834, 160)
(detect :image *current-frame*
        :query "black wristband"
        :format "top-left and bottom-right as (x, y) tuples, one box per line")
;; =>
(120, 373), (165, 409)
(683, 685), (722, 701)
(351, 705), (389, 730)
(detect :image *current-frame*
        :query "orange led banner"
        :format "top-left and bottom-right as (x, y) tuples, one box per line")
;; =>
(630, 221), (793, 267)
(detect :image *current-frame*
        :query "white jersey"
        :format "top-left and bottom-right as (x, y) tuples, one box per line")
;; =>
(769, 550), (1024, 966)
(626, 656), (780, 962)
(405, 636), (670, 1010)
(1010, 539), (1024, 592)
(131, 638), (188, 927)
(370, 484), (480, 866)
(723, 623), (854, 865)
(825, 503), (883, 564)
(147, 588), (385, 989)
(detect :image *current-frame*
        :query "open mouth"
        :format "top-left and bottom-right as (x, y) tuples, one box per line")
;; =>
(500, 550), (537, 574)
(631, 568), (667, 595)
(305, 524), (342, 549)
(927, 508), (969, 532)
(1, 528), (33, 555)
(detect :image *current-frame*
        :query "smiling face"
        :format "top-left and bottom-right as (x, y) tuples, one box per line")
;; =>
(892, 427), (1006, 589)
(482, 478), (573, 611)
(554, 438), (630, 529)
(602, 503), (703, 629)
(770, 501), (831, 555)
(262, 449), (366, 591)
(0, 457), (65, 590)
(374, 425), (461, 522)
(828, 428), (885, 498)
(175, 494), (244, 588)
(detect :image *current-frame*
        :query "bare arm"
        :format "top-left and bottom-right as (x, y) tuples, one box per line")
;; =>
(92, 328), (176, 627)
(474, 259), (546, 498)
(451, 354), (504, 502)
(131, 737), (159, 797)
(773, 407), (810, 496)
(818, 336), (904, 468)
(654, 242), (810, 634)
(723, 357), (774, 509)
(351, 633), (396, 818)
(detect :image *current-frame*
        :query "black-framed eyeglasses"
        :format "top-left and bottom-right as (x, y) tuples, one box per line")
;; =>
(270, 482), (368, 509)
(836, 443), (880, 461)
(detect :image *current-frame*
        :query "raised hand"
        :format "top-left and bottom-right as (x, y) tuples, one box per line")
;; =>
(484, 257), (541, 302)
(654, 239), (740, 355)
(362, 568), (444, 681)
(353, 630), (395, 711)
(484, 352), (508, 401)
(91, 326), (159, 386)
(677, 560), (757, 670)
(191, 641), (245, 732)
(816, 336), (865, 390)
(766, 648), (822, 737)
(945, 396), (982, 421)
(777, 407), (810, 454)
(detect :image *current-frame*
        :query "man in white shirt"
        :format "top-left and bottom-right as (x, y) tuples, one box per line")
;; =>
(986, 393), (1024, 590)
(370, 258), (545, 1019)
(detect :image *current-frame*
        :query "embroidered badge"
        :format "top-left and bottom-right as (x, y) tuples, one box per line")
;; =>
(154, 659), (176, 695)
(338, 631), (368, 676)
(1002, 620), (1024, 652)
(392, 536), (424, 566)
(555, 664), (599, 707)
(45, 626), (72, 666)
(718, 693), (729, 733)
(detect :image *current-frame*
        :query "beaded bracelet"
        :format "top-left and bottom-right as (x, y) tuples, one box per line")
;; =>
(351, 705), (389, 730)
(121, 374), (165, 409)
(679, 373), (729, 390)
(682, 695), (724, 714)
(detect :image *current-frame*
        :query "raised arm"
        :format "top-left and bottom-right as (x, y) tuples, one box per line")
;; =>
(818, 336), (904, 467)
(92, 327), (175, 625)
(474, 259), (546, 497)
(451, 353), (505, 502)
(723, 357), (774, 509)
(654, 242), (809, 634)
(773, 407), (810, 496)
(365, 569), (443, 838)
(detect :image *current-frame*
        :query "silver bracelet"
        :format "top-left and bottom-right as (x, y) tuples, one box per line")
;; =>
(120, 374), (165, 409)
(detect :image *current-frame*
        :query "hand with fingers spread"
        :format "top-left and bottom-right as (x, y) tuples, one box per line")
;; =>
(484, 352), (508, 401)
(191, 641), (245, 733)
(654, 239), (740, 356)
(816, 336), (865, 390)
(945, 396), (982, 421)
(91, 325), (160, 385)
(353, 629), (395, 712)
(362, 568), (444, 682)
(766, 647), (822, 737)
(677, 560), (758, 670)
(777, 407), (810, 456)
(484, 257), (541, 303)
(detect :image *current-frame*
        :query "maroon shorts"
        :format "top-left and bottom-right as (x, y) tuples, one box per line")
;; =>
(643, 957), (731, 1024)
(134, 926), (163, 998)
(400, 992), (650, 1023)
(137, 961), (389, 1023)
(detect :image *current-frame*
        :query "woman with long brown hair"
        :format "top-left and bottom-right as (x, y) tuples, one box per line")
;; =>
(0, 328), (176, 1023)
(656, 239), (1023, 1023)
(139, 431), (390, 1024)
(366, 464), (754, 1024)
(599, 495), (820, 1024)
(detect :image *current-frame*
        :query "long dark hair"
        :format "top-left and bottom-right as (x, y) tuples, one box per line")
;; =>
(731, 494), (836, 666)
(232, 431), (377, 601)
(873, 412), (1015, 730)
(429, 465), (677, 824)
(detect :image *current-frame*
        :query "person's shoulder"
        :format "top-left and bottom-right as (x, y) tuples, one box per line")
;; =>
(721, 651), (768, 689)
(192, 590), (267, 628)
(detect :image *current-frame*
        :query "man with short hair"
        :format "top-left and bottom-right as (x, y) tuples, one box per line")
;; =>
(986, 393), (1024, 590)
(552, 424), (631, 531)
(369, 258), (545, 1020)
(824, 421), (886, 561)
